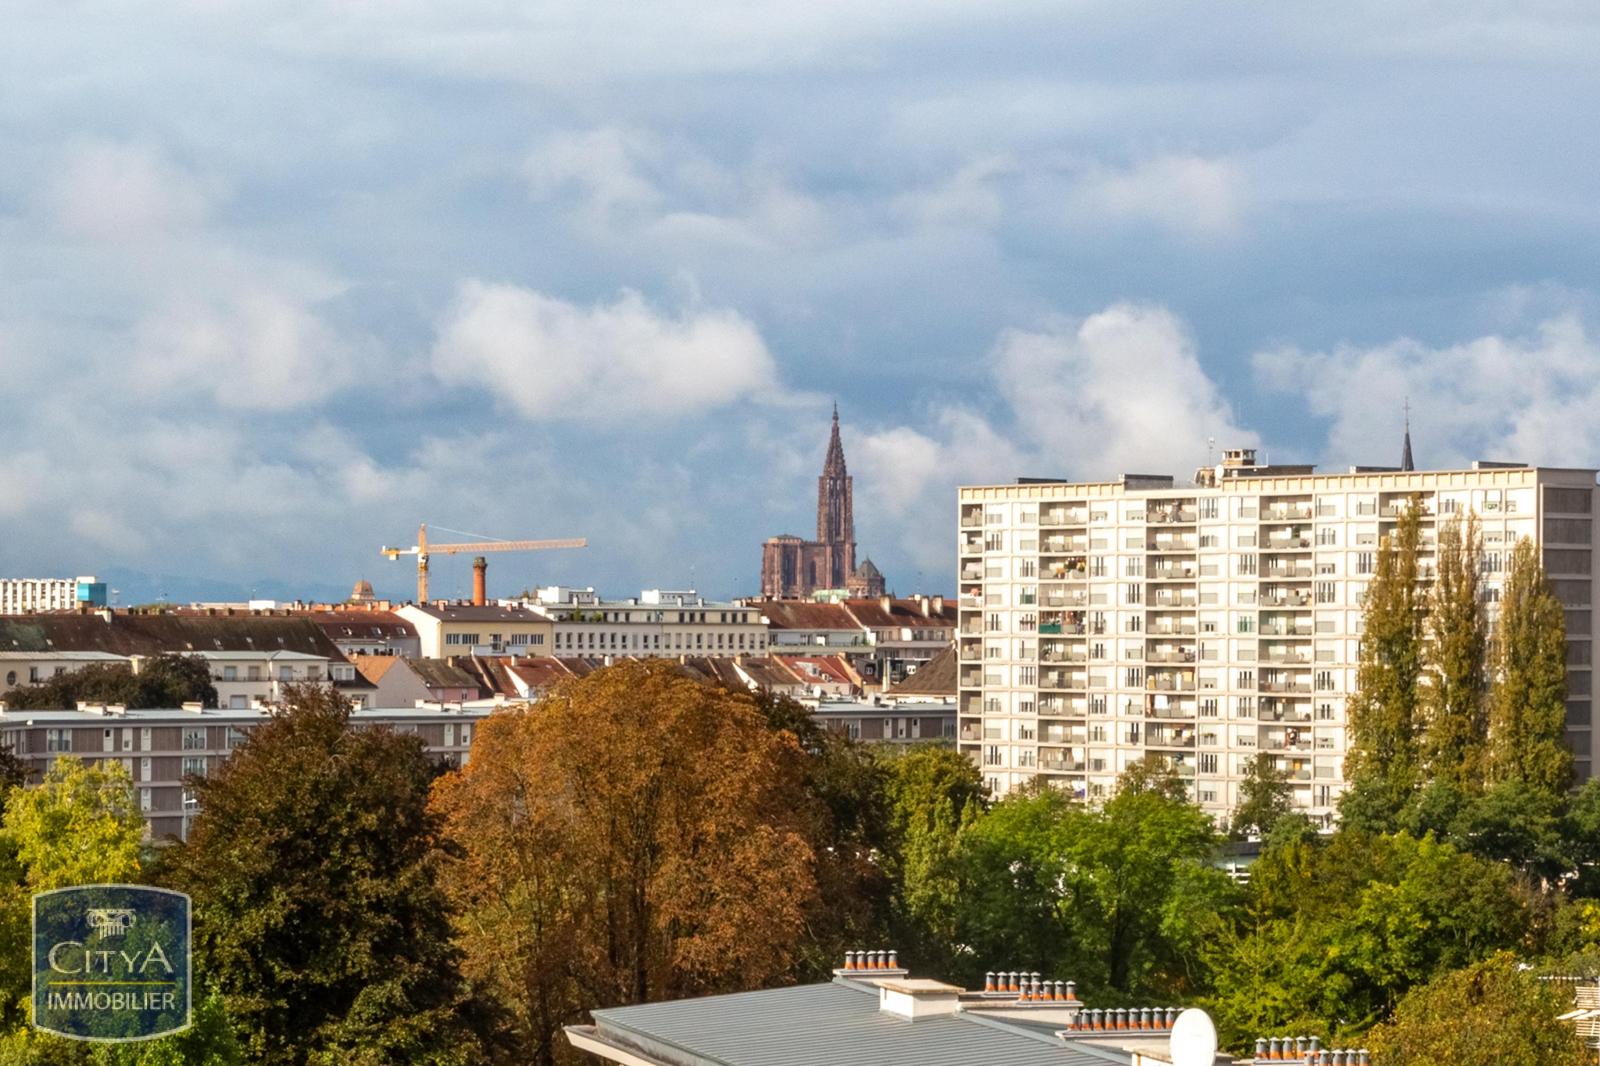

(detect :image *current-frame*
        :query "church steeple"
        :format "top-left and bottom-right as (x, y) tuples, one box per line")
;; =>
(823, 402), (846, 476)
(816, 405), (856, 585)
(1401, 400), (1415, 472)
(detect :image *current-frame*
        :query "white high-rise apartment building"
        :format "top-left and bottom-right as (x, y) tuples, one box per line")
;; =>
(957, 449), (1598, 822)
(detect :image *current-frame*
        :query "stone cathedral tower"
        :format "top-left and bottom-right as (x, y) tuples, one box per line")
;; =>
(759, 407), (882, 599)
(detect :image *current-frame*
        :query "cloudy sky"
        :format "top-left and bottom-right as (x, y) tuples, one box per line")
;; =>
(4, 3), (1600, 603)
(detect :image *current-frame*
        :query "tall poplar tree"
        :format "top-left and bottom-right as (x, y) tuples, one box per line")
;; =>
(1423, 511), (1488, 788)
(1343, 496), (1427, 822)
(1485, 539), (1571, 795)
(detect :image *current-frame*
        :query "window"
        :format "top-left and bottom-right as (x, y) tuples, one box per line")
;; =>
(1200, 498), (1220, 520)
(1020, 559), (1037, 577)
(181, 756), (207, 778)
(181, 727), (205, 751)
(46, 729), (71, 753)
(1356, 552), (1375, 575)
(229, 694), (247, 709)
(1124, 583), (1142, 605)
(3, 672), (12, 686)
(984, 745), (1002, 766)
(223, 666), (238, 681)
(247, 666), (261, 681)
(1236, 554), (1257, 576)
(1315, 582), (1336, 604)
(103, 728), (114, 753)
(1124, 557), (1143, 577)
(1198, 753), (1218, 774)
(1316, 528), (1337, 546)
(139, 788), (152, 813)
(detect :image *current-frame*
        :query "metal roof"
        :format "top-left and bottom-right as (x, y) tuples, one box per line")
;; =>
(584, 981), (1123, 1066)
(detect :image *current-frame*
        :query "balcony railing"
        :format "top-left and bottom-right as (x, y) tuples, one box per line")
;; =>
(1147, 537), (1198, 552)
(1261, 505), (1313, 521)
(1260, 680), (1313, 694)
(1261, 536), (1312, 550)
(1039, 758), (1086, 773)
(1260, 591), (1313, 608)
(1146, 649), (1197, 664)
(1148, 623), (1198, 636)
(1041, 651), (1088, 664)
(1146, 676), (1196, 692)
(1146, 508), (1198, 524)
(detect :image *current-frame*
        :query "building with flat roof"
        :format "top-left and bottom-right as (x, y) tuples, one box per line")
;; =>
(0, 703), (488, 840)
(0, 576), (106, 615)
(569, 952), (1244, 1066)
(522, 589), (770, 659)
(959, 447), (1599, 822)
(395, 603), (554, 658)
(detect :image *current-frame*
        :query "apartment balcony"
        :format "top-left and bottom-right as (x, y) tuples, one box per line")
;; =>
(1039, 756), (1087, 773)
(1259, 621), (1313, 637)
(1041, 729), (1088, 745)
(1146, 536), (1198, 552)
(959, 646), (983, 662)
(1146, 506), (1198, 525)
(959, 666), (984, 688)
(1258, 650), (1311, 665)
(1260, 679), (1313, 694)
(1041, 591), (1089, 608)
(1260, 589), (1313, 609)
(1260, 504), (1314, 522)
(959, 595), (982, 609)
(959, 725), (984, 742)
(1148, 591), (1198, 609)
(1263, 564), (1314, 580)
(1147, 733), (1196, 749)
(1040, 649), (1088, 664)
(1148, 621), (1198, 636)
(1041, 670), (1088, 691)
(1146, 674), (1196, 693)
(1040, 508), (1089, 527)
(1148, 562), (1198, 581)
(1042, 561), (1088, 580)
(1145, 647), (1197, 664)
(1261, 534), (1312, 551)
(960, 562), (984, 581)
(961, 514), (985, 528)
(960, 533), (984, 554)
(1258, 708), (1314, 724)
(1262, 733), (1312, 754)
(1042, 535), (1090, 553)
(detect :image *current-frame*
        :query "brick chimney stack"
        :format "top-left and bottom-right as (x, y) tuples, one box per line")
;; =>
(472, 557), (487, 606)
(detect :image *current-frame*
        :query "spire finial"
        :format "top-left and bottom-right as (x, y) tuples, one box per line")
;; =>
(833, 400), (839, 421)
(1401, 398), (1415, 472)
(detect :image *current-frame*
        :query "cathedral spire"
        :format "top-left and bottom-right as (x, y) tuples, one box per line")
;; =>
(1401, 399), (1415, 472)
(823, 402), (846, 476)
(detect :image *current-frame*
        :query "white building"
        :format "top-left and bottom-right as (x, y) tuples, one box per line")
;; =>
(958, 450), (1598, 823)
(0, 576), (106, 615)
(520, 588), (770, 658)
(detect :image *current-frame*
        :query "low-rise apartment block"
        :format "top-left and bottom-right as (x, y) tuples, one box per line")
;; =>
(0, 703), (487, 840)
(523, 587), (770, 658)
(395, 603), (555, 658)
(958, 451), (1598, 822)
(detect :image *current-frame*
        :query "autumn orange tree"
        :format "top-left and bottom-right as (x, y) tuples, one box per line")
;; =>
(431, 661), (818, 1066)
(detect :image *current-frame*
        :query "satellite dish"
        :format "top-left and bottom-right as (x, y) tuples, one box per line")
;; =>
(1169, 1008), (1219, 1066)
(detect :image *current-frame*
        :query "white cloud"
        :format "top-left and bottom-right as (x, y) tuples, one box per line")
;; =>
(131, 288), (360, 411)
(1254, 311), (1600, 469)
(525, 128), (662, 216)
(431, 281), (780, 418)
(993, 302), (1257, 474)
(45, 141), (218, 241)
(1069, 155), (1245, 237)
(852, 302), (1256, 573)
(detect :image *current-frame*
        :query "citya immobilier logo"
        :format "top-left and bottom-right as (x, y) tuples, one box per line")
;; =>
(32, 885), (192, 1042)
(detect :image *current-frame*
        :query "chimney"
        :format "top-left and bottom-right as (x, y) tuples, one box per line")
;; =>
(932, 594), (944, 614)
(472, 557), (487, 607)
(879, 594), (892, 613)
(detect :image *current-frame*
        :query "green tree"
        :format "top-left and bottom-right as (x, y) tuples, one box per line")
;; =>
(430, 661), (817, 1066)
(1343, 496), (1427, 829)
(1486, 539), (1572, 796)
(161, 685), (482, 1066)
(1368, 953), (1589, 1066)
(950, 765), (1230, 1000)
(1229, 754), (1294, 841)
(880, 746), (986, 976)
(0, 759), (146, 1034)
(1423, 512), (1488, 788)
(4, 655), (216, 712)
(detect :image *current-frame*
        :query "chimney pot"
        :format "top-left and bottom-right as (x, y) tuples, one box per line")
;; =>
(984, 971), (995, 993)
(887, 949), (897, 970)
(1358, 1052), (1369, 1066)
(1065, 979), (1078, 1001)
(1256, 1038), (1269, 1060)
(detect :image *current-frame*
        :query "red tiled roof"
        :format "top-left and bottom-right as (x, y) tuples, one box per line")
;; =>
(885, 646), (958, 697)
(843, 598), (956, 629)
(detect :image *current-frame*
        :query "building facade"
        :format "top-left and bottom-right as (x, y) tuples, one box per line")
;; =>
(761, 408), (885, 599)
(958, 451), (1599, 822)
(0, 703), (488, 840)
(525, 588), (770, 658)
(0, 576), (106, 615)
(394, 603), (555, 658)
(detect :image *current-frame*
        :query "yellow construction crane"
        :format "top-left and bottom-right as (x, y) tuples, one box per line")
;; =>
(381, 523), (586, 605)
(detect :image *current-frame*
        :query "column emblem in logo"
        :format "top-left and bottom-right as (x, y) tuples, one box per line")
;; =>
(32, 885), (192, 1042)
